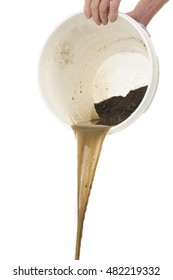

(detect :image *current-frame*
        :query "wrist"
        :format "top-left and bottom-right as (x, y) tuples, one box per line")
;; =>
(126, 9), (149, 27)
(133, 6), (151, 26)
(128, 0), (169, 27)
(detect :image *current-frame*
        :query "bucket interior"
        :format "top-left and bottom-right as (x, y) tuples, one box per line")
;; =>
(40, 13), (154, 128)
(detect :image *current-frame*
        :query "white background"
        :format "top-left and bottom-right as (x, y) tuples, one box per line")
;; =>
(0, 0), (172, 279)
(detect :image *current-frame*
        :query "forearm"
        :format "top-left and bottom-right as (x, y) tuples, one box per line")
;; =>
(131, 0), (169, 26)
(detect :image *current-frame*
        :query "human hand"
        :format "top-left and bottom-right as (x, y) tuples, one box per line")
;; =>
(84, 0), (169, 27)
(84, 0), (121, 25)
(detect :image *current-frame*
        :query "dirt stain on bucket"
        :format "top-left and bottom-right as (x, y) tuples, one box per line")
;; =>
(55, 41), (74, 69)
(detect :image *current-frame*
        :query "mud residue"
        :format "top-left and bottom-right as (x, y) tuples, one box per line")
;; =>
(55, 41), (74, 69)
(94, 85), (148, 126)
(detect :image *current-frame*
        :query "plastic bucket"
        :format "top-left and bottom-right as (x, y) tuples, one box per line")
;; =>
(39, 13), (159, 133)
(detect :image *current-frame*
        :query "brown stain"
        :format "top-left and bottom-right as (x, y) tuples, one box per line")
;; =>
(97, 37), (147, 53)
(72, 122), (111, 260)
(55, 41), (74, 69)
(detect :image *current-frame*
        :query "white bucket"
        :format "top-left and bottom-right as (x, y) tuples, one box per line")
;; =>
(39, 13), (159, 133)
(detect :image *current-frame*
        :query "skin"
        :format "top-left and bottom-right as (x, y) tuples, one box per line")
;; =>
(84, 0), (169, 26)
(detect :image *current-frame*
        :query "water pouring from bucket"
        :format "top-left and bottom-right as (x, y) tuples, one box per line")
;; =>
(39, 13), (159, 259)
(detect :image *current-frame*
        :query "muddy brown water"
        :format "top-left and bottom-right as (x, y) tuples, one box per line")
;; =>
(72, 122), (111, 260)
(71, 86), (147, 260)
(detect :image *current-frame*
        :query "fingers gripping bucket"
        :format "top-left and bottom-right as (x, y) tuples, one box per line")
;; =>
(39, 13), (159, 133)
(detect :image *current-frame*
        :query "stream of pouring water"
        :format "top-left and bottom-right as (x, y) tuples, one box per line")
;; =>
(72, 122), (111, 260)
